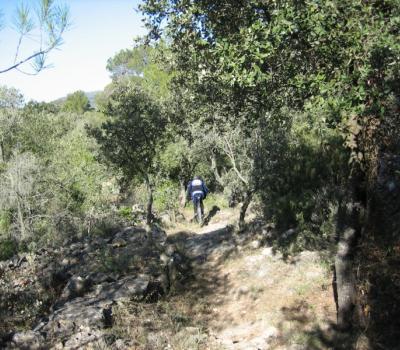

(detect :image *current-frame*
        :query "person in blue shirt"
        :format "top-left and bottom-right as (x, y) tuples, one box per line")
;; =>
(186, 176), (209, 217)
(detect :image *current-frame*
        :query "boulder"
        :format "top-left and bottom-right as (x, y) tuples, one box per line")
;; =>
(10, 331), (44, 350)
(57, 275), (92, 306)
(63, 327), (104, 349)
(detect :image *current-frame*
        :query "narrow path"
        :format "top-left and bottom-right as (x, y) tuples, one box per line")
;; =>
(167, 208), (337, 350)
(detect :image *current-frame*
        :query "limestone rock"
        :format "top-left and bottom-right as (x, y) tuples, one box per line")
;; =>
(10, 331), (44, 350)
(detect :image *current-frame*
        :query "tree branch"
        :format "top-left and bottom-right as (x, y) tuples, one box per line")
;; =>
(223, 135), (249, 185)
(0, 48), (49, 74)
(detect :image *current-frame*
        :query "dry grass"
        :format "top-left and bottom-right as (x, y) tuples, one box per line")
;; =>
(109, 296), (209, 350)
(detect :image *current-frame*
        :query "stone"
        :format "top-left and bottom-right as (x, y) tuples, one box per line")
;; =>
(236, 286), (249, 299)
(114, 339), (127, 349)
(175, 212), (186, 223)
(11, 331), (44, 350)
(282, 228), (297, 239)
(152, 226), (167, 245)
(58, 275), (92, 304)
(261, 247), (274, 257)
(63, 327), (104, 348)
(160, 213), (172, 226)
(111, 237), (127, 248)
(250, 240), (261, 249)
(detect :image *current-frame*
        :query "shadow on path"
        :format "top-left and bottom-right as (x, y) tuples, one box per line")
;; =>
(202, 205), (221, 226)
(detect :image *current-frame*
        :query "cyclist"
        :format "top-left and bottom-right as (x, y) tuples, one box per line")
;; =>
(186, 176), (209, 220)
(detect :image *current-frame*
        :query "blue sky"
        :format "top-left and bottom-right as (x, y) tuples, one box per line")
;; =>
(0, 0), (146, 102)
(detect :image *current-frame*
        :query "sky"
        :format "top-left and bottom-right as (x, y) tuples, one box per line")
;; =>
(0, 0), (146, 102)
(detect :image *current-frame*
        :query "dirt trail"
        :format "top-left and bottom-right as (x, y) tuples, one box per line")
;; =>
(169, 208), (337, 350)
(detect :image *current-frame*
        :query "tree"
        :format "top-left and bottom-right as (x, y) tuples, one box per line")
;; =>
(61, 90), (91, 114)
(89, 83), (167, 226)
(106, 42), (172, 101)
(141, 0), (400, 345)
(0, 152), (42, 241)
(0, 0), (70, 75)
(0, 86), (24, 162)
(106, 46), (150, 80)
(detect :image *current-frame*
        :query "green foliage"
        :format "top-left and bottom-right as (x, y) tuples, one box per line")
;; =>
(203, 193), (228, 211)
(0, 239), (17, 261)
(141, 0), (400, 238)
(154, 180), (179, 213)
(106, 42), (172, 101)
(0, 211), (11, 235)
(61, 90), (91, 114)
(0, 86), (121, 247)
(107, 46), (150, 79)
(118, 206), (132, 220)
(90, 83), (166, 182)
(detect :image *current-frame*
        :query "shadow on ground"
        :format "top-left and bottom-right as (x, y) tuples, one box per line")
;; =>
(202, 205), (221, 226)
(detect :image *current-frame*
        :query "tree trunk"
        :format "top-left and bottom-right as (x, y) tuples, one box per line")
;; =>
(144, 181), (154, 243)
(334, 227), (357, 330)
(0, 140), (4, 162)
(238, 191), (253, 231)
(179, 178), (186, 208)
(17, 199), (26, 240)
(333, 197), (363, 331)
(211, 153), (224, 187)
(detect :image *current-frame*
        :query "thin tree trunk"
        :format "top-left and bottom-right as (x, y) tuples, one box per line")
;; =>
(211, 153), (224, 187)
(333, 194), (363, 331)
(0, 140), (4, 162)
(17, 199), (26, 240)
(335, 226), (357, 330)
(179, 178), (186, 208)
(146, 180), (153, 242)
(238, 190), (253, 231)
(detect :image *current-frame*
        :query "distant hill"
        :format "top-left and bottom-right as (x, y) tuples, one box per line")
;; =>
(53, 90), (101, 109)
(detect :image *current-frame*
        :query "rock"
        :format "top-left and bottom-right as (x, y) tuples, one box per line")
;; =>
(88, 272), (116, 285)
(160, 252), (171, 265)
(250, 240), (261, 249)
(11, 331), (44, 350)
(261, 247), (274, 257)
(175, 212), (186, 223)
(236, 286), (249, 299)
(58, 275), (92, 304)
(281, 228), (297, 240)
(160, 213), (172, 226)
(70, 242), (84, 251)
(114, 339), (127, 349)
(152, 226), (167, 245)
(63, 328), (104, 349)
(40, 300), (112, 340)
(93, 275), (150, 302)
(263, 326), (279, 339)
(111, 237), (127, 248)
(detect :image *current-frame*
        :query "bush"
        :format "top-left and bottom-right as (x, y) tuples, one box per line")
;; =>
(0, 239), (17, 261)
(154, 180), (179, 214)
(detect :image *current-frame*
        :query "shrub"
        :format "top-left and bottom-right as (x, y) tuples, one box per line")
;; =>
(0, 239), (17, 261)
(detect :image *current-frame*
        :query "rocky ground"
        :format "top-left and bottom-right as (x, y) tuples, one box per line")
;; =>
(0, 207), (337, 349)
